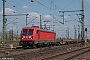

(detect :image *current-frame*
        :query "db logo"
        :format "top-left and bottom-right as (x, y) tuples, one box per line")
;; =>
(26, 36), (28, 38)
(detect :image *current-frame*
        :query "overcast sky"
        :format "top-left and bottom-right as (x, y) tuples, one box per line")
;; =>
(0, 0), (90, 39)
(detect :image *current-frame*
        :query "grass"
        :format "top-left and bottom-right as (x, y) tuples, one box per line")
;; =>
(0, 40), (20, 46)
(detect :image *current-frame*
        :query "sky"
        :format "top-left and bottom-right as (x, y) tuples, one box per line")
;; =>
(0, 0), (90, 39)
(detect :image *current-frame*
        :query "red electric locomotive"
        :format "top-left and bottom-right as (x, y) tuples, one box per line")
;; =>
(19, 26), (56, 48)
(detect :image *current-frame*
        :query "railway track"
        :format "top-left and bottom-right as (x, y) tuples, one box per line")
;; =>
(0, 43), (85, 60)
(0, 45), (23, 56)
(41, 46), (90, 60)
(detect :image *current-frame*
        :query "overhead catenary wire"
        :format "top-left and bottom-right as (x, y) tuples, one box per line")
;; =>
(62, 0), (76, 10)
(27, 17), (37, 25)
(34, 0), (57, 14)
(78, 0), (90, 17)
(78, 0), (90, 23)
(5, 0), (32, 14)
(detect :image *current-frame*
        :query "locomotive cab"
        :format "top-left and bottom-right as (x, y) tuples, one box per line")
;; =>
(21, 29), (34, 40)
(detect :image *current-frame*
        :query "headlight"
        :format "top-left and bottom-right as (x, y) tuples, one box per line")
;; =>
(29, 36), (31, 38)
(29, 36), (33, 39)
(23, 36), (25, 38)
(22, 36), (25, 39)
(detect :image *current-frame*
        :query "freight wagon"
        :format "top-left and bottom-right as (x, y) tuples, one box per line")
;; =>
(19, 26), (56, 48)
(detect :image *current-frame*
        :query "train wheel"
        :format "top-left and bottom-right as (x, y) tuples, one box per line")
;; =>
(36, 43), (41, 48)
(33, 44), (36, 48)
(23, 45), (29, 49)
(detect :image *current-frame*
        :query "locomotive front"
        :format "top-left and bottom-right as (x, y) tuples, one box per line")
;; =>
(20, 29), (33, 41)
(19, 26), (36, 48)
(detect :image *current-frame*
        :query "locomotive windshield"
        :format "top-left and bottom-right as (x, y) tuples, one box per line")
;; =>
(22, 29), (33, 35)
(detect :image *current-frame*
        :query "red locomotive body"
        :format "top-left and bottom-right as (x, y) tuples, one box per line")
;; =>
(38, 30), (56, 40)
(19, 26), (56, 48)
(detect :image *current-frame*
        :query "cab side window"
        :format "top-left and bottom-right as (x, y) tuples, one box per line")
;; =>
(36, 30), (39, 34)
